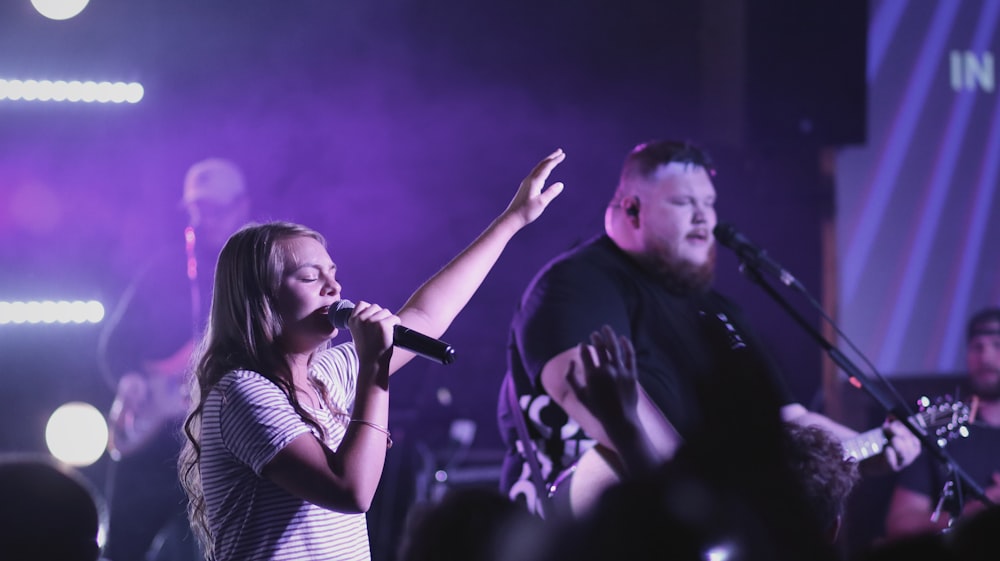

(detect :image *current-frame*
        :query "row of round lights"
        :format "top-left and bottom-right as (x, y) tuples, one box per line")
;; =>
(0, 79), (143, 104)
(0, 300), (105, 324)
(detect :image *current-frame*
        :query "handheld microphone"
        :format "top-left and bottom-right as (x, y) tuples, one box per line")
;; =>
(713, 222), (805, 292)
(328, 300), (456, 365)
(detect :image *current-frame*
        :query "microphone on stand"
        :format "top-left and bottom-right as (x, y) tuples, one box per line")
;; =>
(713, 222), (806, 293)
(328, 300), (456, 365)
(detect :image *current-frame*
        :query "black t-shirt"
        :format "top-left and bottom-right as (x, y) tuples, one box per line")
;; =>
(497, 235), (792, 505)
(895, 421), (1000, 507)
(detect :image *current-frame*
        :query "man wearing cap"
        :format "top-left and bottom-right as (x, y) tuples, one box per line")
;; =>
(884, 307), (1000, 538)
(98, 158), (250, 561)
(182, 157), (250, 249)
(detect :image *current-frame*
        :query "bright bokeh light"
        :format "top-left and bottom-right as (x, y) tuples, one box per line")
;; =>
(45, 402), (109, 467)
(704, 542), (736, 561)
(31, 0), (90, 21)
(0, 79), (143, 103)
(0, 300), (105, 324)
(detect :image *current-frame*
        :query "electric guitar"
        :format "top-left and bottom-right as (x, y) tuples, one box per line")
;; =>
(839, 397), (971, 462)
(107, 340), (194, 459)
(548, 396), (971, 517)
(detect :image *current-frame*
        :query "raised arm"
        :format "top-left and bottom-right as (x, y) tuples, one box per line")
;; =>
(565, 326), (666, 477)
(541, 345), (682, 464)
(388, 149), (566, 375)
(539, 330), (682, 517)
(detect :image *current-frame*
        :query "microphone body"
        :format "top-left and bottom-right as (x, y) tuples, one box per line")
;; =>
(713, 222), (805, 292)
(329, 300), (456, 365)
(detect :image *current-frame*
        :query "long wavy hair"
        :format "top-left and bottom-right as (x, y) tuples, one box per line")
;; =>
(178, 221), (331, 557)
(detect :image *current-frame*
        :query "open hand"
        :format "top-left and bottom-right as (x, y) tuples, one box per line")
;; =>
(501, 149), (566, 227)
(566, 325), (640, 429)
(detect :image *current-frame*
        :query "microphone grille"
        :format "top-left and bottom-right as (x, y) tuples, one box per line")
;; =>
(712, 222), (737, 246)
(330, 299), (355, 329)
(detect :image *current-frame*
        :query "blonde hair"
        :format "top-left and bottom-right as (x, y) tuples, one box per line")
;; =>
(178, 221), (332, 556)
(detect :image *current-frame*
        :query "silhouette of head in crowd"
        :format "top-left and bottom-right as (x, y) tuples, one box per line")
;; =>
(0, 455), (104, 561)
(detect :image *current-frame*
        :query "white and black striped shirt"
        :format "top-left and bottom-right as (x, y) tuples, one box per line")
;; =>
(200, 343), (371, 561)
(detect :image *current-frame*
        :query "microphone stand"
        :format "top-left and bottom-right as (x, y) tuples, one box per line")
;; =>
(930, 464), (964, 532)
(734, 259), (993, 517)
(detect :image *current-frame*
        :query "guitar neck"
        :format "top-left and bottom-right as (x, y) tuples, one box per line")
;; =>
(839, 398), (968, 463)
(841, 427), (888, 462)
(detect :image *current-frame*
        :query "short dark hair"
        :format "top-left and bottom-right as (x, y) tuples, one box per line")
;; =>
(967, 307), (1000, 342)
(620, 139), (715, 182)
(610, 140), (716, 208)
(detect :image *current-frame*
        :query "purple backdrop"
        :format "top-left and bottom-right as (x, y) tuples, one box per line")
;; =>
(0, 3), (867, 556)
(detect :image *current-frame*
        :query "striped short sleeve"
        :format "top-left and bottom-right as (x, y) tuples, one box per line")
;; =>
(217, 372), (313, 475)
(310, 342), (359, 418)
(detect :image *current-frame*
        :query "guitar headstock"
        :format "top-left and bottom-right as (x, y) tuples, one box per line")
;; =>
(914, 395), (971, 448)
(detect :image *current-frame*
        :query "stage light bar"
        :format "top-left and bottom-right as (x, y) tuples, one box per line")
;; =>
(0, 300), (105, 325)
(0, 79), (143, 104)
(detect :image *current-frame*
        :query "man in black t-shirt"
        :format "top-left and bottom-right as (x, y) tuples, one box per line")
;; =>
(497, 140), (921, 519)
(884, 307), (1000, 539)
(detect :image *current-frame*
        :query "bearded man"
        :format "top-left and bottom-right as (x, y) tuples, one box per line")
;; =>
(497, 140), (920, 520)
(885, 307), (1000, 538)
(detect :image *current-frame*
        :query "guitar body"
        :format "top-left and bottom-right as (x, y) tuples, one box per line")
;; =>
(108, 340), (194, 459)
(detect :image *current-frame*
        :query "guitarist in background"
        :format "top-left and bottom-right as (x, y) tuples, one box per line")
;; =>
(98, 158), (250, 561)
(497, 140), (921, 518)
(884, 307), (1000, 539)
